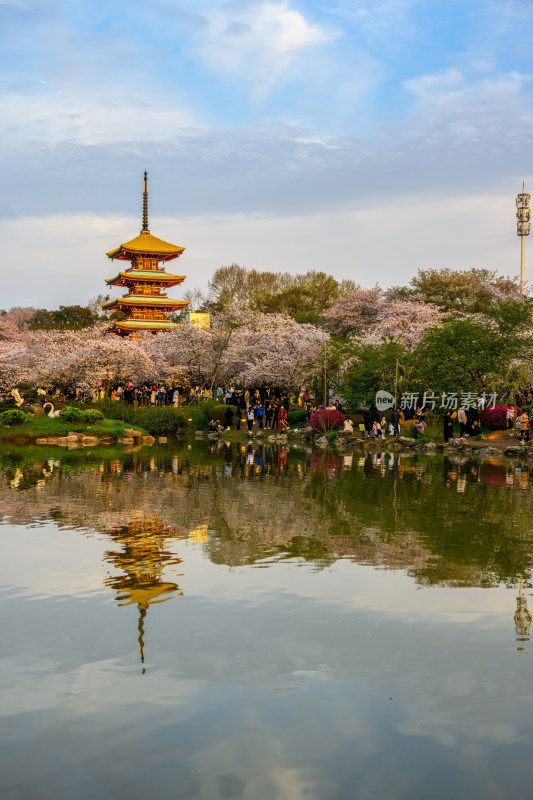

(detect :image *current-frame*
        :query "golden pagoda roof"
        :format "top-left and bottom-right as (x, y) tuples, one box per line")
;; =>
(107, 230), (185, 261)
(101, 296), (189, 310)
(106, 269), (186, 287)
(109, 320), (180, 332)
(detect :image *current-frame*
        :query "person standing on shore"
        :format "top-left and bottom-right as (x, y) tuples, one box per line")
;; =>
(390, 407), (400, 437)
(458, 406), (467, 438)
(519, 410), (530, 442)
(363, 410), (373, 438)
(224, 405), (233, 431)
(444, 409), (455, 442)
(247, 406), (255, 434)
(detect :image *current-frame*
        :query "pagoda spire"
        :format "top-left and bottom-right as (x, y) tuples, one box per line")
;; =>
(142, 170), (149, 232)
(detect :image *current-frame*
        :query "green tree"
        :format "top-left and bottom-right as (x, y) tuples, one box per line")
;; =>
(412, 297), (533, 392)
(340, 339), (412, 407)
(206, 264), (287, 312)
(206, 264), (357, 322)
(28, 304), (100, 330)
(252, 271), (346, 324)
(408, 267), (521, 313)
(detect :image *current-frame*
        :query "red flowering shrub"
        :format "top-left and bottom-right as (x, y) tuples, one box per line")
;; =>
(310, 409), (344, 433)
(480, 405), (522, 431)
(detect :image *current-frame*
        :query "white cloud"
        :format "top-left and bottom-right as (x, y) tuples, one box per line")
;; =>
(404, 68), (531, 116)
(404, 67), (464, 100)
(0, 91), (198, 146)
(191, 1), (339, 85)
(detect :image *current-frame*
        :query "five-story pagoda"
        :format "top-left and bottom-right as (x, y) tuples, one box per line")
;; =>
(102, 172), (189, 335)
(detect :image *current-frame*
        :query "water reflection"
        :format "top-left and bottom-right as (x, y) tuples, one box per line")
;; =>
(4, 443), (533, 797)
(103, 512), (184, 671)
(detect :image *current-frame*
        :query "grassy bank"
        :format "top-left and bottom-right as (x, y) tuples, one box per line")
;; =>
(0, 415), (149, 443)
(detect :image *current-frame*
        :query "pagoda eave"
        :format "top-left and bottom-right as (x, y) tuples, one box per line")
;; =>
(108, 249), (183, 263)
(106, 270), (186, 288)
(106, 230), (185, 261)
(107, 320), (180, 335)
(101, 297), (189, 311)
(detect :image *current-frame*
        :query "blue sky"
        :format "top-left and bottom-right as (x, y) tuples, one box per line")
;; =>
(1, 0), (532, 306)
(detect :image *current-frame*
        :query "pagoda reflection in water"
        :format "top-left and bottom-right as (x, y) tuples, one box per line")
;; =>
(515, 579), (532, 653)
(103, 512), (185, 672)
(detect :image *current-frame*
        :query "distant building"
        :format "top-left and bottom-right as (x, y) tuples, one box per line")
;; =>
(102, 172), (189, 335)
(186, 312), (211, 329)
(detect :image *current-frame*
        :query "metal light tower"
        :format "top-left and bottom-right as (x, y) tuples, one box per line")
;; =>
(516, 182), (531, 295)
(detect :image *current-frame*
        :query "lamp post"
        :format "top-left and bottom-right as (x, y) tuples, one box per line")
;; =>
(516, 182), (531, 295)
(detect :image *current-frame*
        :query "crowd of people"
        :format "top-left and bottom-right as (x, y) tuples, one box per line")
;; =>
(80, 382), (348, 433)
(360, 400), (486, 443)
(361, 404), (403, 439)
(13, 376), (533, 444)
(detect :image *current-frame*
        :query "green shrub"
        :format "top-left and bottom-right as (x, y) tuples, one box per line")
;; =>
(0, 396), (17, 410)
(59, 407), (104, 424)
(188, 407), (210, 430)
(59, 406), (86, 423)
(93, 401), (209, 434)
(209, 404), (237, 422)
(83, 409), (104, 423)
(287, 409), (308, 426)
(0, 409), (27, 425)
(138, 407), (189, 435)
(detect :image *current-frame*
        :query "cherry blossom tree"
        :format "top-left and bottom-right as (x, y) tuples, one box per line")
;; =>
(0, 308), (35, 342)
(323, 290), (445, 351)
(361, 298), (445, 351)
(322, 288), (383, 337)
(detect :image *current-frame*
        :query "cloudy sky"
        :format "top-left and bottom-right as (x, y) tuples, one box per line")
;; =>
(2, 0), (532, 308)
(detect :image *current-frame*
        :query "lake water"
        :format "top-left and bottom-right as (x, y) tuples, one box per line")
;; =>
(1, 441), (533, 800)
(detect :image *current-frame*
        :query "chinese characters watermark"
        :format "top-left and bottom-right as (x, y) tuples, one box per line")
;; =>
(397, 391), (498, 411)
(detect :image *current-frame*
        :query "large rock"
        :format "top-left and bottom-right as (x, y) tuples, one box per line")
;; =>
(81, 436), (99, 447)
(141, 436), (155, 446)
(398, 436), (416, 447)
(422, 442), (437, 453)
(118, 437), (135, 445)
(123, 428), (142, 440)
(316, 436), (328, 448)
(504, 446), (520, 456)
(478, 446), (502, 456)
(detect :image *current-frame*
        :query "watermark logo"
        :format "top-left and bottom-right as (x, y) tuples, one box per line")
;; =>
(377, 390), (498, 411)
(375, 390), (395, 412)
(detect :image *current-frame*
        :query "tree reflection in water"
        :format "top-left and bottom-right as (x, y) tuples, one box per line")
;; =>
(1, 441), (533, 618)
